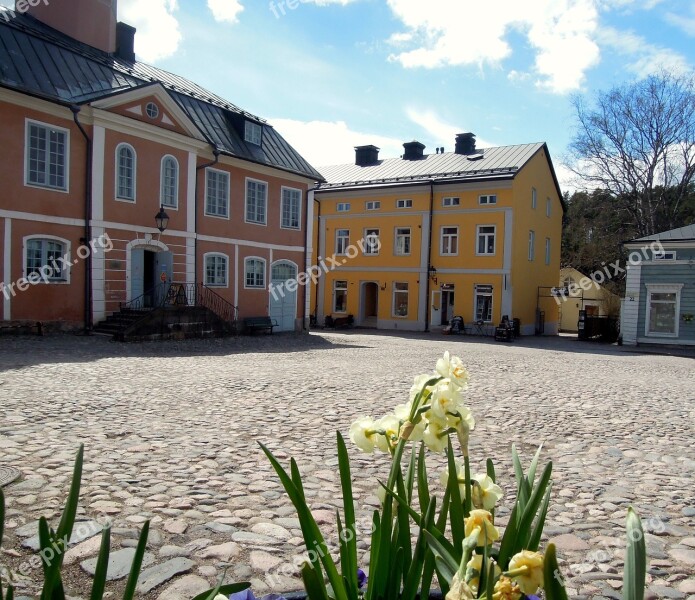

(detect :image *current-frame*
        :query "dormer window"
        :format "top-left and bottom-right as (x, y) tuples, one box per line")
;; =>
(245, 121), (262, 146)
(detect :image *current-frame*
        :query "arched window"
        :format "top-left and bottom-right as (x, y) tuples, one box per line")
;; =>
(204, 253), (228, 287)
(116, 143), (136, 201)
(160, 155), (179, 208)
(244, 257), (266, 288)
(24, 236), (70, 282)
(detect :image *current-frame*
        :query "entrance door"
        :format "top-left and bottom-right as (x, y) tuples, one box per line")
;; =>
(361, 282), (378, 325)
(431, 290), (441, 326)
(441, 289), (455, 325)
(270, 262), (297, 332)
(130, 248), (173, 306)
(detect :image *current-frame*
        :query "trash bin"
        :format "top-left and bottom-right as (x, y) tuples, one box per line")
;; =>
(513, 318), (520, 337)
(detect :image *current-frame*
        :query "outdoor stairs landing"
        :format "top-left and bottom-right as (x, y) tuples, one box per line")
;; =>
(93, 308), (150, 338)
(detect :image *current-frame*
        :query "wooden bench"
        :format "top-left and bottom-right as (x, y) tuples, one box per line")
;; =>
(244, 316), (278, 334)
(0, 320), (43, 336)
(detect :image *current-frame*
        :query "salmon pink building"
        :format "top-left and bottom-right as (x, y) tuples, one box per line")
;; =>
(0, 0), (322, 335)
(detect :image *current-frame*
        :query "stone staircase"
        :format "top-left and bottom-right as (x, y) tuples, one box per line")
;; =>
(93, 308), (151, 338)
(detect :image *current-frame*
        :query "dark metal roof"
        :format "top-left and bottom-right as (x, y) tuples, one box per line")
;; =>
(628, 223), (695, 243)
(0, 11), (323, 181)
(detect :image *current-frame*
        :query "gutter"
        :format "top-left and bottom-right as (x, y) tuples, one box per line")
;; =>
(424, 179), (435, 333)
(71, 106), (93, 333)
(194, 147), (221, 287)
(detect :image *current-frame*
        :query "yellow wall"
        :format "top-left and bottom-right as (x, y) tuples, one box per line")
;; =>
(558, 267), (621, 332)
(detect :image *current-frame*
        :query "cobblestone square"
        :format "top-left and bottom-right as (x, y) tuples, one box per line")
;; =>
(0, 332), (694, 599)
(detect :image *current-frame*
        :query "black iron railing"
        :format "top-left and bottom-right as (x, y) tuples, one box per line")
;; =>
(197, 283), (238, 324)
(119, 282), (170, 311)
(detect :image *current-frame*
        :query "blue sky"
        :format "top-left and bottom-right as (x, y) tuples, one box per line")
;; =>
(117, 0), (694, 189)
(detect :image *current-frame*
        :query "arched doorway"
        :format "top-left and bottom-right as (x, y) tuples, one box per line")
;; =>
(270, 261), (298, 332)
(128, 240), (173, 306)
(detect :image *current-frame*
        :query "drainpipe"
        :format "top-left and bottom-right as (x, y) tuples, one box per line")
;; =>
(71, 106), (93, 334)
(313, 194), (321, 325)
(424, 179), (435, 333)
(194, 147), (220, 287)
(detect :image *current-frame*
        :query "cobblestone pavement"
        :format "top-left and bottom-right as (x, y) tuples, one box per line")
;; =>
(0, 331), (694, 600)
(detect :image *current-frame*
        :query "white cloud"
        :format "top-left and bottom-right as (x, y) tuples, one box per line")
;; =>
(385, 0), (600, 94)
(270, 119), (405, 167)
(665, 10), (695, 37)
(207, 0), (244, 23)
(119, 0), (182, 62)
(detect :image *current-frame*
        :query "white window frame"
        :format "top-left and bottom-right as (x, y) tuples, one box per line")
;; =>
(244, 121), (262, 145)
(160, 155), (179, 209)
(653, 251), (676, 261)
(364, 228), (380, 256)
(532, 187), (537, 209)
(645, 283), (683, 338)
(335, 229), (350, 255)
(22, 235), (71, 284)
(244, 257), (267, 289)
(476, 225), (496, 256)
(441, 226), (459, 256)
(546, 197), (551, 218)
(366, 201), (381, 210)
(245, 177), (268, 226)
(280, 186), (302, 230)
(474, 284), (494, 323)
(337, 202), (351, 212)
(396, 199), (413, 209)
(545, 237), (551, 265)
(528, 230), (535, 261)
(395, 227), (411, 256)
(333, 280), (348, 313)
(443, 197), (460, 207)
(392, 281), (409, 318)
(115, 142), (137, 202)
(205, 167), (230, 219)
(479, 194), (497, 205)
(25, 119), (70, 193)
(203, 252), (229, 287)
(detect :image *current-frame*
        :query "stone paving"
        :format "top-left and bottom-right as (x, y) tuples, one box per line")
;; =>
(0, 331), (694, 600)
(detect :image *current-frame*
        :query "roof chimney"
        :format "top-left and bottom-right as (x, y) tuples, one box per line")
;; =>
(22, 0), (118, 54)
(403, 140), (426, 161)
(455, 133), (476, 155)
(355, 145), (380, 167)
(116, 22), (136, 62)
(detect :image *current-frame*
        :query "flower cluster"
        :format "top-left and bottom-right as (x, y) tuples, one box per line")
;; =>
(349, 352), (473, 454)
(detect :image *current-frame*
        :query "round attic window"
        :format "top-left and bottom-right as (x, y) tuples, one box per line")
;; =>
(145, 102), (160, 119)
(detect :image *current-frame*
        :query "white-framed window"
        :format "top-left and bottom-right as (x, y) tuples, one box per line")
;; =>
(205, 168), (229, 218)
(366, 201), (381, 210)
(245, 178), (268, 225)
(441, 226), (458, 255)
(25, 120), (69, 191)
(476, 225), (496, 255)
(475, 284), (493, 322)
(245, 121), (262, 145)
(337, 202), (351, 212)
(645, 284), (683, 337)
(528, 230), (535, 261)
(281, 187), (302, 229)
(532, 187), (537, 209)
(336, 229), (350, 255)
(244, 257), (266, 288)
(160, 155), (178, 208)
(545, 237), (551, 265)
(204, 253), (228, 287)
(392, 282), (409, 317)
(364, 228), (380, 255)
(115, 143), (136, 201)
(24, 236), (70, 283)
(396, 199), (413, 209)
(546, 197), (551, 217)
(443, 197), (460, 207)
(145, 102), (159, 119)
(333, 280), (348, 313)
(395, 227), (411, 256)
(479, 194), (497, 205)
(653, 250), (676, 260)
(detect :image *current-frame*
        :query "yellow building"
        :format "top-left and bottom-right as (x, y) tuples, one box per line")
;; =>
(558, 267), (621, 333)
(309, 134), (563, 335)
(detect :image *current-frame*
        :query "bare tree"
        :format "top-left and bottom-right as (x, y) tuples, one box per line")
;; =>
(568, 70), (695, 237)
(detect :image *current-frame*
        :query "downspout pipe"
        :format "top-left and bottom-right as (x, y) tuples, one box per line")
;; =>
(194, 147), (221, 287)
(313, 194), (321, 326)
(424, 179), (435, 332)
(71, 105), (93, 334)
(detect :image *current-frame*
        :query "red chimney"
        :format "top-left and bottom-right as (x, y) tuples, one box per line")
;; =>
(21, 0), (118, 54)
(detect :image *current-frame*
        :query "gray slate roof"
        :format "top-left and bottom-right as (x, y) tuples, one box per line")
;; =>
(318, 142), (553, 190)
(0, 11), (322, 181)
(630, 223), (695, 243)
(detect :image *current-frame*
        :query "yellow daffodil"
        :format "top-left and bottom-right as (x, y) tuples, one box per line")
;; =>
(430, 380), (465, 420)
(466, 554), (501, 595)
(374, 414), (400, 452)
(349, 417), (378, 453)
(464, 509), (500, 547)
(422, 416), (450, 453)
(445, 571), (476, 600)
(493, 576), (522, 600)
(436, 351), (470, 389)
(471, 473), (504, 510)
(508, 550), (545, 594)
